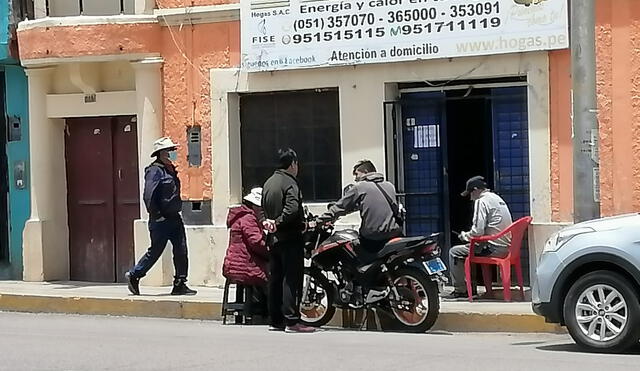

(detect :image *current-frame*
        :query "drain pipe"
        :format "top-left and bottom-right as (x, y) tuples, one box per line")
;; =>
(571, 0), (600, 222)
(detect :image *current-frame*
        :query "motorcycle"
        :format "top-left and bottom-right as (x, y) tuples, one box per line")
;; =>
(299, 208), (447, 333)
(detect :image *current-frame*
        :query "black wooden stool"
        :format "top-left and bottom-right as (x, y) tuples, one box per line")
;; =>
(221, 279), (255, 325)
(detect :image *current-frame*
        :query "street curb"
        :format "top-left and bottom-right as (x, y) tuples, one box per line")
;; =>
(0, 294), (222, 321)
(433, 312), (565, 333)
(0, 293), (565, 333)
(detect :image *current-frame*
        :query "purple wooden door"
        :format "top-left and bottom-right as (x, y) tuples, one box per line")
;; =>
(65, 117), (116, 282)
(66, 116), (140, 282)
(113, 116), (140, 283)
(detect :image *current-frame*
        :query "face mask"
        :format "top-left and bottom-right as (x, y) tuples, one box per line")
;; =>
(168, 151), (178, 162)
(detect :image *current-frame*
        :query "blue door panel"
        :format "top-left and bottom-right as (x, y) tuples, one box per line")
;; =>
(492, 87), (530, 220)
(400, 92), (445, 237)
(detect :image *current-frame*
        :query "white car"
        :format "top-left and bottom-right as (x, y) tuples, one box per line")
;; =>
(533, 214), (640, 352)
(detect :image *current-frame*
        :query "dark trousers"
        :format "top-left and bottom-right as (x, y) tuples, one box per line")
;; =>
(268, 238), (304, 327)
(130, 217), (189, 280)
(354, 237), (390, 287)
(360, 237), (388, 254)
(242, 285), (269, 318)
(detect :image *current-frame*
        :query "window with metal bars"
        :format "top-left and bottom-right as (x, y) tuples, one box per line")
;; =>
(249, 0), (290, 10)
(14, 1), (35, 21)
(45, 0), (134, 17)
(239, 89), (342, 202)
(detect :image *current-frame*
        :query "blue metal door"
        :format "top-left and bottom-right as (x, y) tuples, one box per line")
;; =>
(491, 87), (530, 220)
(3, 66), (30, 279)
(399, 92), (448, 238)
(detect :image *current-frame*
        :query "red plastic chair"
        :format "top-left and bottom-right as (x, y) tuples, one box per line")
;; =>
(464, 216), (533, 302)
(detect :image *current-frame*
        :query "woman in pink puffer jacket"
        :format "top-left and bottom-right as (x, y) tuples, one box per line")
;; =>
(223, 188), (269, 286)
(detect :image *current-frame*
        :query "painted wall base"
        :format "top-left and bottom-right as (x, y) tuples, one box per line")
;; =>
(22, 218), (69, 281)
(133, 221), (228, 287)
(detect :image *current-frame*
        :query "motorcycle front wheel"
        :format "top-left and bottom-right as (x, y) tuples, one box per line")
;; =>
(299, 267), (336, 328)
(384, 267), (440, 333)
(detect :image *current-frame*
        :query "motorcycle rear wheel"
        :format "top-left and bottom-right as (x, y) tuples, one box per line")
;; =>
(300, 268), (336, 328)
(384, 267), (440, 333)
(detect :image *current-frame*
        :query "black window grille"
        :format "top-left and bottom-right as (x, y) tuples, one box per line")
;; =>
(240, 89), (342, 202)
(45, 0), (133, 16)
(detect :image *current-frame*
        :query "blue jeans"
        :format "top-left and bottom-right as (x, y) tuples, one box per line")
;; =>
(130, 217), (189, 280)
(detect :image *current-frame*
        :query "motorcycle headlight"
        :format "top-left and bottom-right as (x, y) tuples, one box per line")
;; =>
(543, 227), (596, 253)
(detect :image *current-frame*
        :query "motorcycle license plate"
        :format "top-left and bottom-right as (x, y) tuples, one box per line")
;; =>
(423, 258), (447, 274)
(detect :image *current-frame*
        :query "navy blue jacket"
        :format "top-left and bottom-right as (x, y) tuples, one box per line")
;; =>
(143, 161), (182, 221)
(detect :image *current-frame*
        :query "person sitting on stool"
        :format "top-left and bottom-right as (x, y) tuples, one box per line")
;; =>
(223, 188), (269, 317)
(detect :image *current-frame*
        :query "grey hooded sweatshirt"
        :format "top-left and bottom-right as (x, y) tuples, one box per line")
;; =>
(322, 172), (403, 241)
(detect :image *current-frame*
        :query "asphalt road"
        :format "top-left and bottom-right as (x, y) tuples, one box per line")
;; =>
(0, 312), (638, 371)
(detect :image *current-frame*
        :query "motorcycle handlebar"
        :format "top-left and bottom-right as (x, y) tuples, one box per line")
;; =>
(304, 214), (334, 232)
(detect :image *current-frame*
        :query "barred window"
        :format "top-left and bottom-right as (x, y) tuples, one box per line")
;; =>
(240, 89), (342, 202)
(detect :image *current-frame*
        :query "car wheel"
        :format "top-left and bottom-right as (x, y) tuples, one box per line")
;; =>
(563, 270), (640, 352)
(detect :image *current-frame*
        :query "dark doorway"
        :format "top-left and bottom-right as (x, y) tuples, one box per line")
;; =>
(0, 72), (8, 262)
(445, 89), (494, 243)
(65, 116), (139, 282)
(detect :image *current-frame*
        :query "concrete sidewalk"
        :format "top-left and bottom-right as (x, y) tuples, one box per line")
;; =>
(0, 281), (565, 333)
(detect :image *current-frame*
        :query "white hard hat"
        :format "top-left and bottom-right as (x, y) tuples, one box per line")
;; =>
(151, 137), (179, 157)
(243, 187), (262, 206)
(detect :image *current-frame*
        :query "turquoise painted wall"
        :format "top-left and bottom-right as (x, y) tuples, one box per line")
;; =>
(0, 1), (30, 279)
(3, 65), (29, 279)
(0, 1), (9, 61)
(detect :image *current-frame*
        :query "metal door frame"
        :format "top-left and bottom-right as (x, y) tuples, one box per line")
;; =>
(398, 81), (528, 94)
(383, 101), (404, 192)
(386, 94), (451, 249)
(0, 71), (8, 262)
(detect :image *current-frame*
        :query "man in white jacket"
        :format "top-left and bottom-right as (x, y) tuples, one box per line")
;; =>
(444, 176), (513, 299)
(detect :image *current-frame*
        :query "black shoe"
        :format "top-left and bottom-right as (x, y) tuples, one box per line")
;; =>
(268, 325), (285, 332)
(171, 280), (197, 296)
(125, 272), (140, 295)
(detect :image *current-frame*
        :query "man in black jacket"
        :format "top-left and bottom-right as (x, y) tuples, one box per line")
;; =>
(125, 137), (196, 296)
(262, 148), (315, 333)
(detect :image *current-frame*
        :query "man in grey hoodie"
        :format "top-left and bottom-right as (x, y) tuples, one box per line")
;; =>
(321, 160), (403, 255)
(444, 176), (513, 299)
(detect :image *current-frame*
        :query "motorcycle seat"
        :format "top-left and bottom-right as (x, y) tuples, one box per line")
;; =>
(355, 236), (431, 274)
(377, 236), (429, 258)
